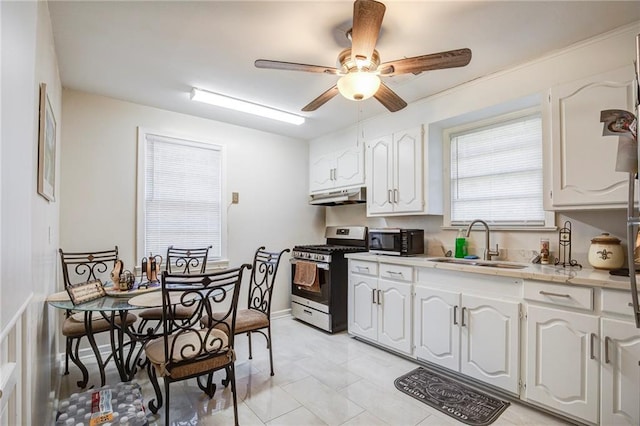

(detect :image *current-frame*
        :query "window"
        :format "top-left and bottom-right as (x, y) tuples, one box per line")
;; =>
(445, 109), (551, 228)
(137, 128), (225, 261)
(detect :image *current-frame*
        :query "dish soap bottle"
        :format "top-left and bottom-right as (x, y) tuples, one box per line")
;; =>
(455, 229), (467, 258)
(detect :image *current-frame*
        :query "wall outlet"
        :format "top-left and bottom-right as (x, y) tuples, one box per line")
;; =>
(232, 192), (239, 204)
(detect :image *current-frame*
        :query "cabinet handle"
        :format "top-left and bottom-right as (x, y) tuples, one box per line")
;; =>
(394, 189), (399, 203)
(388, 190), (393, 204)
(539, 290), (571, 298)
(453, 305), (458, 325)
(333, 168), (337, 180)
(356, 266), (370, 272)
(604, 336), (611, 364)
(590, 333), (596, 360)
(629, 302), (635, 307)
(461, 307), (467, 326)
(372, 289), (376, 304)
(387, 271), (404, 277)
(378, 289), (382, 305)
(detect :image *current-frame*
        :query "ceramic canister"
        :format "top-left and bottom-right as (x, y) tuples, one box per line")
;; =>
(588, 233), (625, 270)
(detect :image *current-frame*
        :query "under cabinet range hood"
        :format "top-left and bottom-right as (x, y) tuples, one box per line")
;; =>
(309, 187), (366, 206)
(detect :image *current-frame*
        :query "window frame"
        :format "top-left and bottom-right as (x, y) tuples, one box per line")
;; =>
(442, 107), (555, 231)
(136, 127), (228, 265)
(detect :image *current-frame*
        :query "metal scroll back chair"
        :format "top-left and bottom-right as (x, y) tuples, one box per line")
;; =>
(144, 265), (251, 426)
(202, 246), (289, 377)
(137, 245), (211, 334)
(58, 247), (137, 388)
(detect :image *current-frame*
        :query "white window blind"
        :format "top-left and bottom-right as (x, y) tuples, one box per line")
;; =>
(449, 113), (544, 226)
(142, 133), (223, 259)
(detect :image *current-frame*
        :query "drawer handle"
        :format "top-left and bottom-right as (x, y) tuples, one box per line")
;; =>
(539, 290), (571, 298)
(303, 309), (313, 315)
(461, 307), (467, 327)
(604, 336), (611, 364)
(590, 333), (596, 360)
(453, 305), (458, 325)
(629, 302), (635, 307)
(387, 271), (404, 277)
(357, 266), (370, 272)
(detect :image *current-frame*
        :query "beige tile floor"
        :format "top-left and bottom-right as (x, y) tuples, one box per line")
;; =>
(59, 317), (573, 425)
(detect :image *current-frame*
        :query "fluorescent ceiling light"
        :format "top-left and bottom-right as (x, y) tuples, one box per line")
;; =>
(190, 88), (305, 125)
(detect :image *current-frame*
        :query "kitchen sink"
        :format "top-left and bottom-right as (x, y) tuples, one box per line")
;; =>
(427, 257), (528, 270)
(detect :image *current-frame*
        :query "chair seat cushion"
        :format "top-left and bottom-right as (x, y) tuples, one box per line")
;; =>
(62, 314), (137, 338)
(138, 304), (197, 320)
(201, 309), (269, 334)
(144, 328), (231, 378)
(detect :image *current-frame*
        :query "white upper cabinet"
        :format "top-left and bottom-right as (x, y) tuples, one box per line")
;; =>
(309, 144), (364, 194)
(366, 126), (424, 215)
(546, 65), (636, 210)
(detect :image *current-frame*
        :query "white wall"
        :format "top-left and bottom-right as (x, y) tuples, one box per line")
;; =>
(1, 0), (61, 423)
(320, 22), (640, 266)
(60, 90), (325, 315)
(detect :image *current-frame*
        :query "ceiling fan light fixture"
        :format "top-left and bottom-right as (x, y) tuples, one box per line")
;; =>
(190, 88), (305, 125)
(337, 72), (381, 101)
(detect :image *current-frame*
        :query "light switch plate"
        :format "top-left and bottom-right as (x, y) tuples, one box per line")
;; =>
(232, 192), (239, 204)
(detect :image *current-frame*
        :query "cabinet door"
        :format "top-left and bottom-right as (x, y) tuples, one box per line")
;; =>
(526, 305), (599, 424)
(366, 135), (394, 214)
(334, 146), (364, 189)
(348, 274), (378, 341)
(394, 127), (423, 213)
(414, 286), (460, 371)
(460, 295), (520, 394)
(601, 318), (640, 426)
(377, 279), (412, 354)
(309, 154), (335, 193)
(549, 65), (635, 209)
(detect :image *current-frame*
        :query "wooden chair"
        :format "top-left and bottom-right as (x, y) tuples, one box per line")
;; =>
(202, 246), (289, 377)
(137, 245), (211, 334)
(58, 247), (137, 388)
(144, 265), (250, 426)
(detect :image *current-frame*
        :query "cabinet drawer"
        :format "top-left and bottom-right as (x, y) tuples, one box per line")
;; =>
(601, 288), (640, 317)
(524, 281), (593, 311)
(350, 260), (378, 276)
(379, 263), (413, 282)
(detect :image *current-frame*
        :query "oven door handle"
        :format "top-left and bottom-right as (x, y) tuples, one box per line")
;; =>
(290, 259), (330, 270)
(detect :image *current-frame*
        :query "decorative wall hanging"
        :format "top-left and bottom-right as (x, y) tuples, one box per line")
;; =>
(37, 83), (57, 201)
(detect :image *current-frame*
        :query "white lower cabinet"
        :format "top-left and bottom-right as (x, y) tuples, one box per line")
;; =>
(414, 285), (521, 394)
(348, 262), (413, 354)
(600, 318), (640, 425)
(525, 305), (600, 424)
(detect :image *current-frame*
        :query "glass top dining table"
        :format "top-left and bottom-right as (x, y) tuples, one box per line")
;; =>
(47, 283), (164, 387)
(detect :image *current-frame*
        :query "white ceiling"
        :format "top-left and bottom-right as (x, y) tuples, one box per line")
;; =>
(48, 1), (640, 140)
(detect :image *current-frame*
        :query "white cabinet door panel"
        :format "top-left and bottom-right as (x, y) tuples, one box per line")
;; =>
(601, 318), (640, 426)
(414, 286), (460, 371)
(394, 128), (423, 213)
(334, 147), (363, 189)
(348, 275), (378, 341)
(377, 280), (412, 354)
(366, 136), (394, 214)
(461, 295), (520, 394)
(526, 306), (599, 424)
(309, 154), (335, 193)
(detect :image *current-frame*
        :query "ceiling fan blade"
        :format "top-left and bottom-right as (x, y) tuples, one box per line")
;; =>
(374, 82), (407, 112)
(255, 59), (339, 75)
(302, 85), (340, 112)
(351, 0), (385, 62)
(379, 48), (472, 76)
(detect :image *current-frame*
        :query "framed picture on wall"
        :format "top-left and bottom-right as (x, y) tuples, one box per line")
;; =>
(38, 82), (56, 202)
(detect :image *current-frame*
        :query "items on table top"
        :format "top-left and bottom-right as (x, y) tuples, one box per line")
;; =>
(588, 232), (624, 270)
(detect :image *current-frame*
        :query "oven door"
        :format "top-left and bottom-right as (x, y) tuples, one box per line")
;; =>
(290, 258), (331, 306)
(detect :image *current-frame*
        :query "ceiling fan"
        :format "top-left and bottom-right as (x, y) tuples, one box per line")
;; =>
(255, 0), (472, 113)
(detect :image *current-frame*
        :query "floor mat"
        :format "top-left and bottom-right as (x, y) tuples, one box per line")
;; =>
(394, 367), (510, 426)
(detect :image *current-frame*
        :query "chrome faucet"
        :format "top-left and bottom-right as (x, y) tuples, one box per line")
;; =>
(465, 219), (500, 261)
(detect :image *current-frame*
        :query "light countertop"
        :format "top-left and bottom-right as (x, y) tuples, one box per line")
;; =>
(345, 253), (636, 291)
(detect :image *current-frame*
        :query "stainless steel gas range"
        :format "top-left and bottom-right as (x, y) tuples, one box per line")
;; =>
(290, 226), (367, 333)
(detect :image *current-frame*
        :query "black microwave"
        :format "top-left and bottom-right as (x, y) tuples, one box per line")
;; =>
(368, 228), (424, 256)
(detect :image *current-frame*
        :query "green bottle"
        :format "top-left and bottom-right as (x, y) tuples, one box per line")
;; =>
(455, 229), (467, 258)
